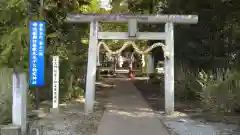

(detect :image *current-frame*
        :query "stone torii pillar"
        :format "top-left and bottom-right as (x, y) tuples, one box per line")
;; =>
(147, 54), (155, 74)
(64, 14), (198, 115)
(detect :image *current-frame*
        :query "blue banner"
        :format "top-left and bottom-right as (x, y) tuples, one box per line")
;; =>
(29, 21), (45, 87)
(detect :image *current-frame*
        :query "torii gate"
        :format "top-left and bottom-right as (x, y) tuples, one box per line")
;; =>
(65, 13), (198, 115)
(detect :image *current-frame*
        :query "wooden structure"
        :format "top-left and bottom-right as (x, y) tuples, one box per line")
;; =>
(64, 13), (198, 115)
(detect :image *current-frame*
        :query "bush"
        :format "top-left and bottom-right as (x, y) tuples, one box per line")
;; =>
(0, 68), (12, 124)
(198, 69), (240, 114)
(175, 62), (240, 114)
(175, 74), (202, 101)
(175, 62), (202, 101)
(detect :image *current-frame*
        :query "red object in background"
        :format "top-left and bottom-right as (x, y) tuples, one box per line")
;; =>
(129, 71), (134, 80)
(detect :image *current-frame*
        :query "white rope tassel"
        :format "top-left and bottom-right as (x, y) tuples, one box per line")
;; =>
(96, 41), (170, 66)
(141, 54), (145, 67)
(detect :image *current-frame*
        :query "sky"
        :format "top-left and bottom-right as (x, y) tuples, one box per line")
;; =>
(99, 0), (113, 10)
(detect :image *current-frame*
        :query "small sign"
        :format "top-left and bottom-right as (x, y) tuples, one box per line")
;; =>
(29, 21), (46, 86)
(52, 56), (59, 108)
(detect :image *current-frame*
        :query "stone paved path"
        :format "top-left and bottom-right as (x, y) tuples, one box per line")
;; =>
(96, 80), (170, 135)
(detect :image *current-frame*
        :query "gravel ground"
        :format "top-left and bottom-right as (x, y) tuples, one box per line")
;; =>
(134, 79), (240, 135)
(30, 80), (114, 135)
(36, 108), (102, 135)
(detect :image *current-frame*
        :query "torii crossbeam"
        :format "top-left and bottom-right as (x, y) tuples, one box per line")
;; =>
(64, 13), (198, 115)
